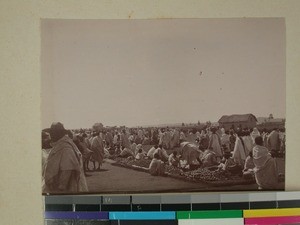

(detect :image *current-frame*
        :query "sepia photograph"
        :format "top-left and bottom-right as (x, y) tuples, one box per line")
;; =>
(41, 18), (286, 194)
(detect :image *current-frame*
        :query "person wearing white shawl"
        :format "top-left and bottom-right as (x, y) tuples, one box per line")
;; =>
(242, 130), (254, 156)
(267, 128), (281, 151)
(232, 131), (247, 166)
(180, 131), (187, 142)
(253, 136), (278, 190)
(120, 129), (131, 149)
(200, 130), (206, 138)
(251, 127), (261, 144)
(196, 130), (201, 139)
(208, 127), (222, 158)
(220, 128), (230, 150)
(135, 144), (145, 156)
(147, 145), (158, 159)
(131, 142), (137, 155)
(154, 144), (169, 162)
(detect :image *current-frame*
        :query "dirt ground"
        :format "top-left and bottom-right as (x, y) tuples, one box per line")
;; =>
(85, 160), (284, 194)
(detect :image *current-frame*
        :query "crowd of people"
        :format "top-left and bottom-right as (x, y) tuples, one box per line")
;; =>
(42, 122), (285, 193)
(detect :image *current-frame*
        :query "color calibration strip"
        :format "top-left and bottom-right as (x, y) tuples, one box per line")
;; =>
(44, 191), (300, 225)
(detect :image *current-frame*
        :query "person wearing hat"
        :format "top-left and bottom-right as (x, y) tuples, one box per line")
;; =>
(44, 122), (88, 193)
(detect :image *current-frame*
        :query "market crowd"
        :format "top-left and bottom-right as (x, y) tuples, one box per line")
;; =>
(42, 122), (285, 193)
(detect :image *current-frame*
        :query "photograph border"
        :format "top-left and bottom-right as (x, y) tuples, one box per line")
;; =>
(1, 1), (300, 225)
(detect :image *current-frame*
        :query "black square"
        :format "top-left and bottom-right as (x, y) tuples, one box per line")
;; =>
(45, 204), (73, 211)
(161, 204), (191, 211)
(278, 200), (300, 208)
(75, 204), (100, 211)
(250, 201), (277, 209)
(132, 204), (161, 211)
(221, 202), (249, 210)
(192, 203), (220, 211)
(101, 204), (131, 211)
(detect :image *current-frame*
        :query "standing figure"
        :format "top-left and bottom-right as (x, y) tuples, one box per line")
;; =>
(120, 129), (131, 149)
(251, 127), (261, 144)
(44, 122), (88, 194)
(232, 131), (247, 167)
(220, 129), (230, 151)
(90, 123), (105, 171)
(229, 130), (236, 152)
(267, 128), (281, 152)
(242, 131), (253, 156)
(208, 127), (222, 158)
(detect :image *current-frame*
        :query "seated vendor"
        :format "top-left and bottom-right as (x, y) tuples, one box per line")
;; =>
(218, 151), (235, 170)
(135, 148), (146, 160)
(243, 151), (255, 179)
(200, 147), (219, 168)
(168, 151), (180, 167)
(119, 146), (134, 158)
(148, 153), (165, 176)
(154, 144), (169, 162)
(147, 145), (158, 159)
(220, 151), (243, 175)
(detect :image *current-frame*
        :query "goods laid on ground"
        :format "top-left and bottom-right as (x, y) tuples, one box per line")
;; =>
(111, 157), (255, 186)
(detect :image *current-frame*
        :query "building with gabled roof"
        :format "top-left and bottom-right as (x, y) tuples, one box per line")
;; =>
(218, 113), (257, 130)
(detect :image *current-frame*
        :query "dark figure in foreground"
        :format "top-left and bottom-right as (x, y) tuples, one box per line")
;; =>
(44, 122), (88, 193)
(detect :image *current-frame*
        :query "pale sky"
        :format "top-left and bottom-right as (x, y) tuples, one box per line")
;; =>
(41, 18), (285, 129)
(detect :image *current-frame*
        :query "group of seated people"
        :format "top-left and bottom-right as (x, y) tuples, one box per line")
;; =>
(197, 145), (255, 179)
(104, 138), (256, 179)
(148, 144), (256, 179)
